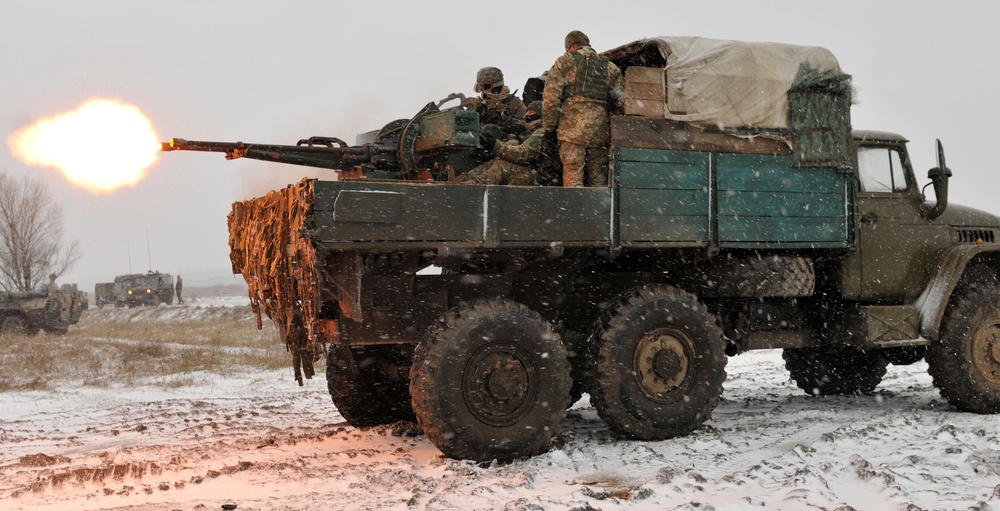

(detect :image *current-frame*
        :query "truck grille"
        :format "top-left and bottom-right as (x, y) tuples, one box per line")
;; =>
(956, 229), (996, 243)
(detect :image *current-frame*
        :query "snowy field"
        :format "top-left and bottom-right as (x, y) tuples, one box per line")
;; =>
(2, 301), (999, 511)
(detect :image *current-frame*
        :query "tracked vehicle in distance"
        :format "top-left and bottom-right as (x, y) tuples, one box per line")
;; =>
(162, 36), (1000, 462)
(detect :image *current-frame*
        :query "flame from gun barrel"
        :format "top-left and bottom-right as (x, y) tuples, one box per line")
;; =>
(8, 98), (160, 194)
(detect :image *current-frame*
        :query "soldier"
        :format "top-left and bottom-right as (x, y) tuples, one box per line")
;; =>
(466, 67), (527, 136)
(457, 101), (560, 186)
(543, 30), (624, 187)
(175, 275), (183, 304)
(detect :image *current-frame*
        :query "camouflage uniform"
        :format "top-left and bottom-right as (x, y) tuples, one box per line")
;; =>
(466, 67), (527, 136)
(467, 86), (527, 136)
(458, 102), (559, 186)
(543, 34), (624, 187)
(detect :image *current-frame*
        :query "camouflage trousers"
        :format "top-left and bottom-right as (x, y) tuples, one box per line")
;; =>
(560, 141), (608, 187)
(458, 160), (539, 186)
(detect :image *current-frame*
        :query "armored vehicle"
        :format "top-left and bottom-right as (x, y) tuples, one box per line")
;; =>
(95, 271), (175, 307)
(0, 284), (87, 336)
(163, 37), (1000, 462)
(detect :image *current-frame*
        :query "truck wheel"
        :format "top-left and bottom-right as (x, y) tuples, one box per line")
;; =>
(0, 315), (32, 337)
(927, 285), (1000, 413)
(783, 347), (887, 395)
(409, 299), (571, 462)
(326, 344), (416, 427)
(587, 285), (727, 440)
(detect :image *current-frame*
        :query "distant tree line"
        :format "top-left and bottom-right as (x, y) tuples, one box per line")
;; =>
(0, 172), (80, 292)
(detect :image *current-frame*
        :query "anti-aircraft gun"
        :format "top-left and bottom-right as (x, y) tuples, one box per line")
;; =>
(161, 95), (491, 181)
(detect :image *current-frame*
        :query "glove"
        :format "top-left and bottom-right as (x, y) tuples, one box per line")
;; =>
(479, 133), (496, 150)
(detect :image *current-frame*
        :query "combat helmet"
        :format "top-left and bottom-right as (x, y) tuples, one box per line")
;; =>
(565, 30), (590, 50)
(474, 67), (505, 93)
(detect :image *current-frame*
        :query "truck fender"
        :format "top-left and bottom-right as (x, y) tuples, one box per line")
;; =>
(915, 243), (1000, 340)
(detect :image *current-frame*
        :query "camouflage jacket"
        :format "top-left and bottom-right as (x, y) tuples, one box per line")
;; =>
(493, 120), (561, 185)
(494, 120), (543, 164)
(467, 86), (527, 135)
(542, 46), (624, 145)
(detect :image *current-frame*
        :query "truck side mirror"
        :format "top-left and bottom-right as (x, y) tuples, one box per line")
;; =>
(923, 139), (950, 220)
(927, 166), (952, 180)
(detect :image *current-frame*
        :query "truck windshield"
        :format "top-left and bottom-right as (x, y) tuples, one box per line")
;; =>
(858, 147), (907, 193)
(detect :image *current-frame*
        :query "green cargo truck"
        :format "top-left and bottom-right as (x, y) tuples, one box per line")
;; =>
(165, 37), (1000, 462)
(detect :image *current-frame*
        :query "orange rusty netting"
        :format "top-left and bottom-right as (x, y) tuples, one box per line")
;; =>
(228, 179), (325, 385)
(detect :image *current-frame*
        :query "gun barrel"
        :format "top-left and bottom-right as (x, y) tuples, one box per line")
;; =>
(160, 137), (394, 171)
(161, 138), (245, 153)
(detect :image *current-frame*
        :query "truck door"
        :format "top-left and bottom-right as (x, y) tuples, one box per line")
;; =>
(849, 142), (946, 300)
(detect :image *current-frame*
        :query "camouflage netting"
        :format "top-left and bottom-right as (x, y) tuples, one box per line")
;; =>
(228, 178), (325, 385)
(788, 64), (854, 167)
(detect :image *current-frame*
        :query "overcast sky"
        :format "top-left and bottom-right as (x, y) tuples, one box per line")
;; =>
(2, 1), (998, 293)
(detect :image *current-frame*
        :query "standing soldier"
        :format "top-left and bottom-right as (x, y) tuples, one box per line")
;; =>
(175, 275), (183, 305)
(543, 30), (624, 187)
(466, 67), (527, 136)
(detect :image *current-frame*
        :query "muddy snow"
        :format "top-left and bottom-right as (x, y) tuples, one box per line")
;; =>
(2, 314), (999, 510)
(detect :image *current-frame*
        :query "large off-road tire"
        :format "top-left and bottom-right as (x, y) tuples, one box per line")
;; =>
(409, 299), (571, 462)
(674, 253), (815, 298)
(326, 344), (416, 427)
(783, 347), (888, 396)
(587, 285), (727, 440)
(0, 314), (33, 337)
(927, 285), (1000, 413)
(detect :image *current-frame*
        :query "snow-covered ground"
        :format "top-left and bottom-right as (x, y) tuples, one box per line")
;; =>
(3, 343), (998, 511)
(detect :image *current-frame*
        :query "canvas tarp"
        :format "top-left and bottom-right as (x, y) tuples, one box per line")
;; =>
(611, 37), (842, 129)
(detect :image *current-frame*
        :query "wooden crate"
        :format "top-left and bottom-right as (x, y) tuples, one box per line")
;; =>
(624, 67), (666, 118)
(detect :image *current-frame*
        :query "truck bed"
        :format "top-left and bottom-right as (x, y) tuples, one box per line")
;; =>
(309, 150), (854, 252)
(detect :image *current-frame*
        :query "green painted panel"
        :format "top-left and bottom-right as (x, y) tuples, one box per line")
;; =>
(621, 189), (707, 217)
(499, 187), (612, 242)
(313, 181), (485, 242)
(719, 216), (847, 243)
(621, 215), (709, 242)
(718, 191), (845, 217)
(618, 161), (708, 190)
(717, 155), (845, 192)
(616, 147), (708, 164)
(331, 190), (401, 223)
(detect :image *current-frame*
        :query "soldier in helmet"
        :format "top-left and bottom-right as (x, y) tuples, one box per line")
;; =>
(456, 101), (560, 186)
(543, 30), (624, 187)
(466, 67), (527, 136)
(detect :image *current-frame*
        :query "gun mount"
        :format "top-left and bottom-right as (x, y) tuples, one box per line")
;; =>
(161, 96), (492, 180)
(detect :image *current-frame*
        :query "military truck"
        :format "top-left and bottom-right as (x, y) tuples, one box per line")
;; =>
(94, 271), (175, 307)
(163, 37), (1000, 462)
(0, 284), (87, 336)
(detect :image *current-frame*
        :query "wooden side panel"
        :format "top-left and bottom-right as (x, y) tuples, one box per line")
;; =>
(312, 181), (613, 248)
(498, 187), (611, 242)
(313, 182), (484, 243)
(612, 116), (793, 155)
(616, 147), (710, 243)
(612, 147), (851, 248)
(715, 153), (851, 246)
